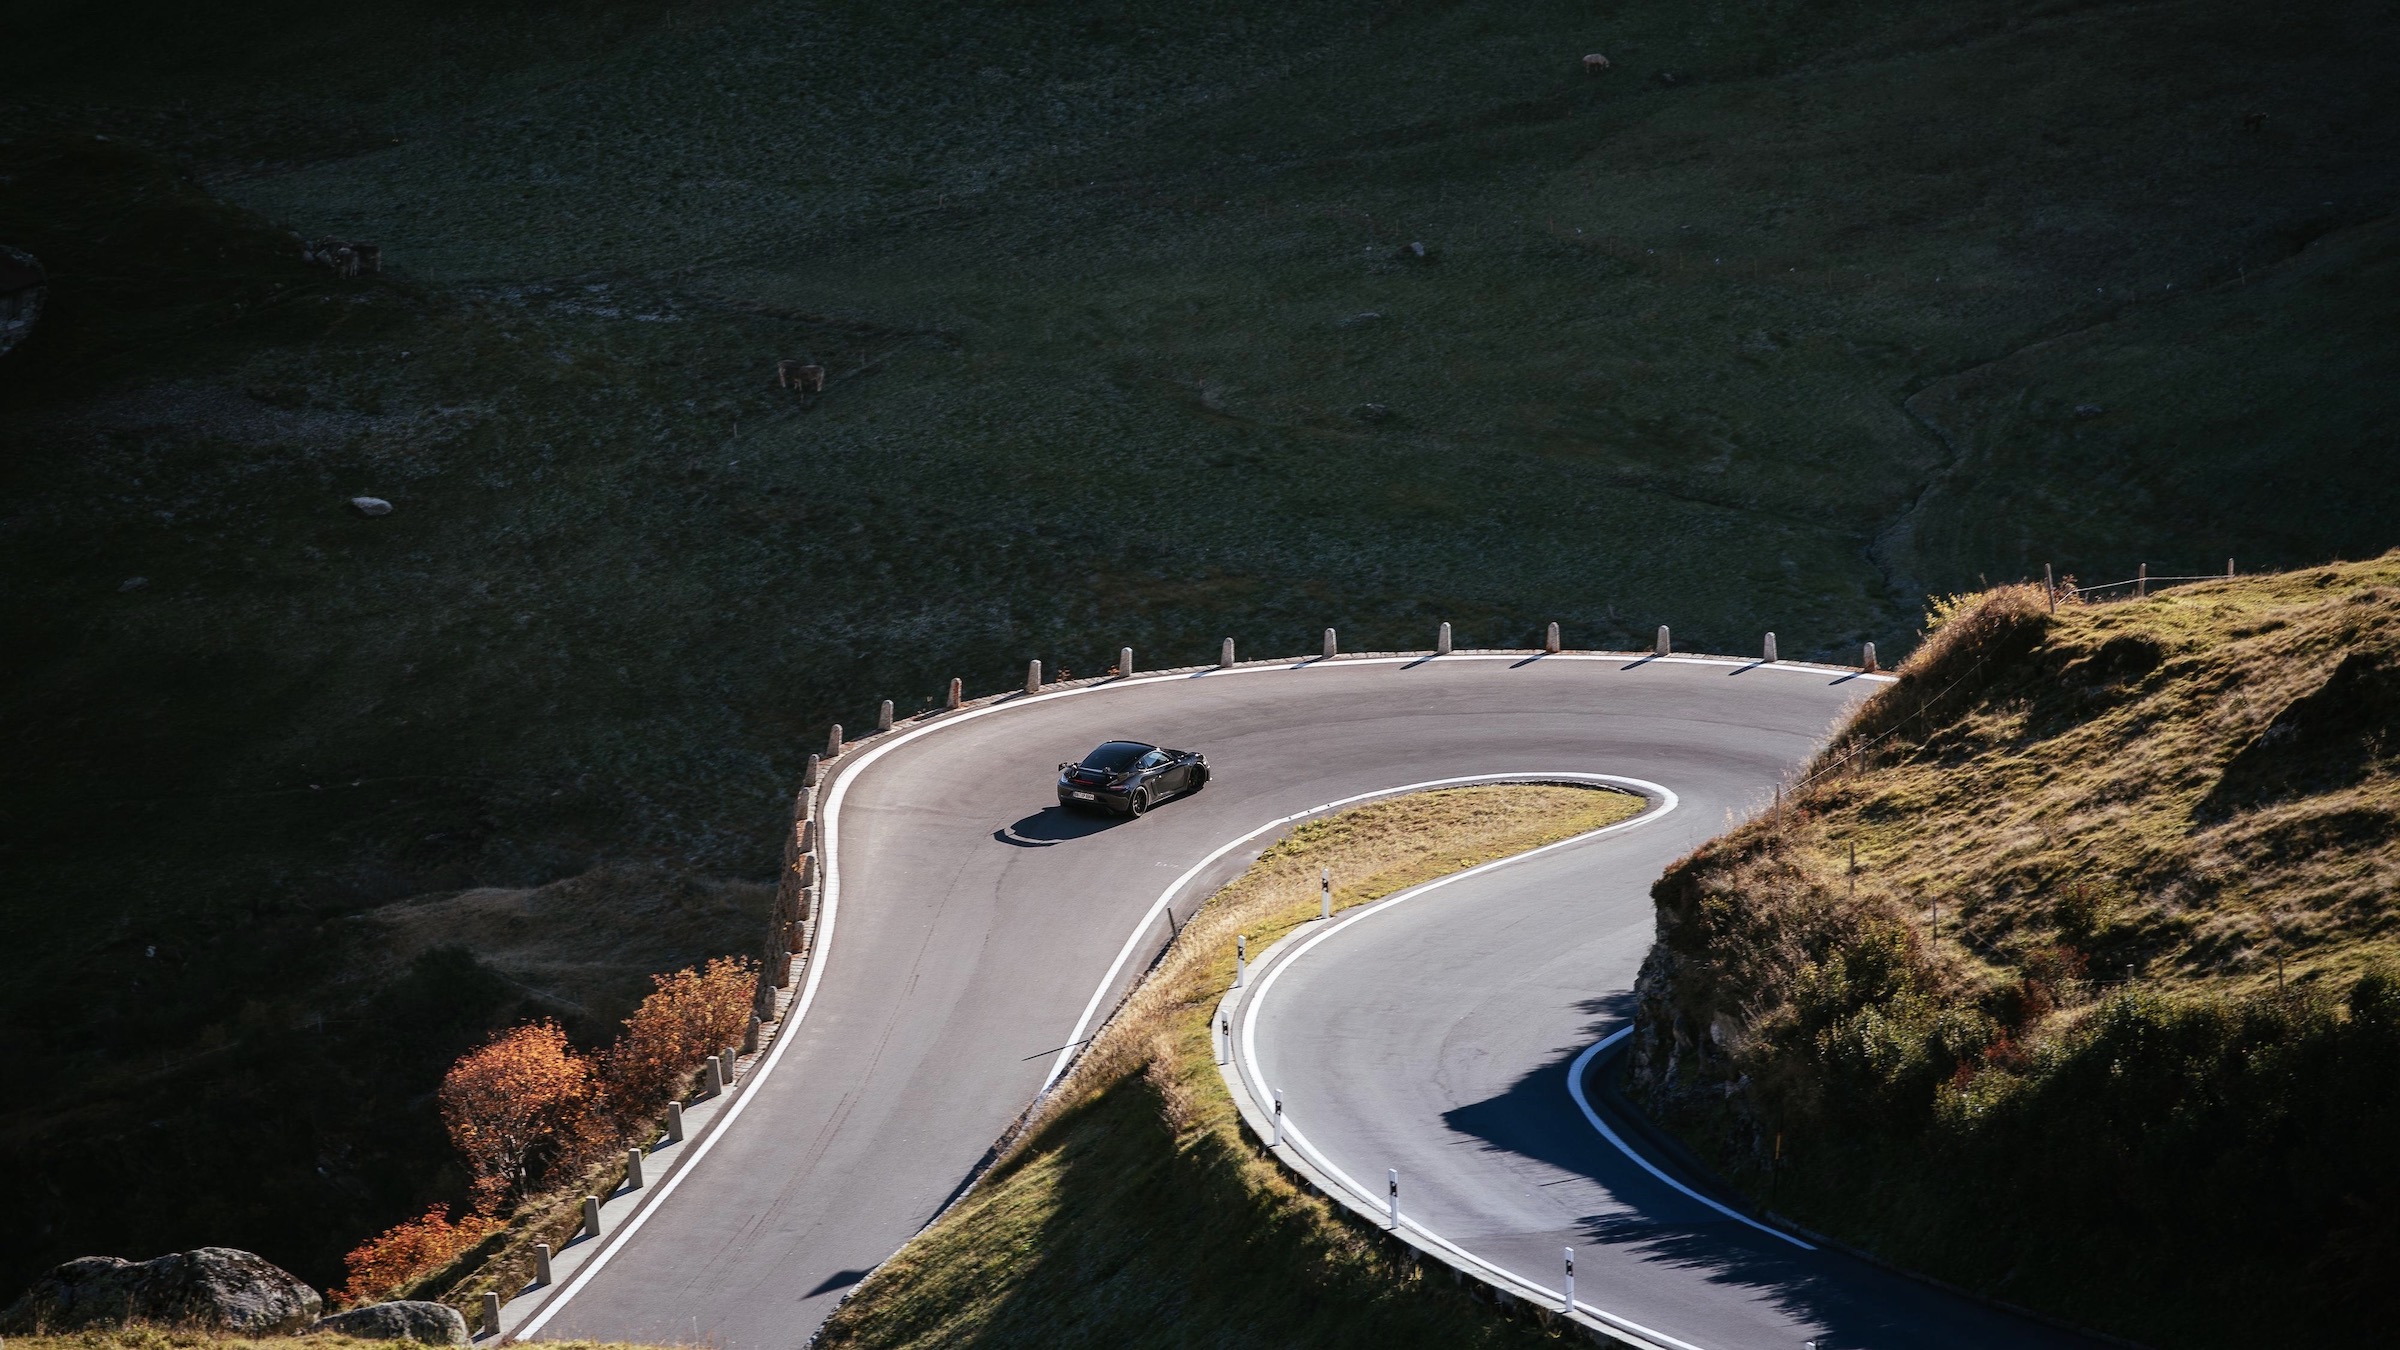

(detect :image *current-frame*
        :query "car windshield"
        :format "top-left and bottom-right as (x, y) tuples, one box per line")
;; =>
(1079, 741), (1152, 771)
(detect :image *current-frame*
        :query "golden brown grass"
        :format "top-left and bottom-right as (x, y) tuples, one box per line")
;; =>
(817, 784), (1645, 1350)
(1, 1330), (665, 1350)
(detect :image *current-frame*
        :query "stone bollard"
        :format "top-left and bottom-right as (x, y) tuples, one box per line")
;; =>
(788, 920), (805, 954)
(946, 676), (962, 709)
(1656, 625), (1671, 656)
(625, 1147), (645, 1189)
(825, 724), (843, 759)
(706, 1055), (725, 1096)
(1221, 637), (1236, 667)
(797, 818), (814, 854)
(1323, 627), (1337, 659)
(877, 699), (893, 732)
(1436, 622), (1452, 655)
(744, 1014), (761, 1054)
(535, 1242), (553, 1286)
(803, 751), (820, 787)
(775, 950), (791, 988)
(1546, 622), (1560, 654)
(1863, 641), (1878, 673)
(1763, 632), (1778, 662)
(583, 1195), (603, 1239)
(1119, 646), (1134, 677)
(482, 1291), (501, 1337)
(667, 1100), (685, 1143)
(1025, 659), (1042, 694)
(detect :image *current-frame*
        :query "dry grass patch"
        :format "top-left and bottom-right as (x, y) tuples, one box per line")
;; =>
(818, 783), (1644, 1350)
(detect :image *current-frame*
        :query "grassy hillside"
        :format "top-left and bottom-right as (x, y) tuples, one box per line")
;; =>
(817, 784), (1643, 1350)
(3, 0), (2397, 1297)
(1624, 554), (2400, 1347)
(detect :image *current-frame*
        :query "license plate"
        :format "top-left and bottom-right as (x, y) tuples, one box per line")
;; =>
(1072, 791), (1096, 800)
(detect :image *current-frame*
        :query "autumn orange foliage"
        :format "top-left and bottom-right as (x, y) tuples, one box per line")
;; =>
(601, 956), (757, 1127)
(439, 1019), (598, 1208)
(334, 1204), (502, 1307)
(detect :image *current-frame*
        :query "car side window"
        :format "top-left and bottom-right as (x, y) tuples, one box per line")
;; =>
(1137, 750), (1170, 770)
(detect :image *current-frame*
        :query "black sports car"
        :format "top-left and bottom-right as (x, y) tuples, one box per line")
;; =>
(1057, 740), (1209, 816)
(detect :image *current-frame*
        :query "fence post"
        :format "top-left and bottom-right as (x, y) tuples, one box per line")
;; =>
(1120, 646), (1134, 677)
(2045, 562), (2056, 613)
(1025, 659), (1042, 694)
(1763, 631), (1777, 662)
(1323, 627), (1337, 659)
(667, 1100), (685, 1143)
(1656, 625), (1671, 656)
(1436, 622), (1452, 655)
(1388, 1169), (1401, 1228)
(1545, 621), (1560, 654)
(1564, 1246), (1575, 1311)
(825, 724), (843, 759)
(482, 1292), (502, 1337)
(946, 676), (962, 710)
(876, 699), (893, 732)
(582, 1195), (603, 1239)
(1221, 637), (1236, 667)
(2227, 557), (2235, 578)
(1321, 866), (1332, 920)
(2136, 562), (2147, 598)
(625, 1147), (645, 1190)
(1862, 641), (1877, 673)
(535, 1242), (553, 1286)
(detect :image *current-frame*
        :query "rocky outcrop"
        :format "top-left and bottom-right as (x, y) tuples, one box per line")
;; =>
(311, 1300), (470, 1345)
(1, 1248), (322, 1334)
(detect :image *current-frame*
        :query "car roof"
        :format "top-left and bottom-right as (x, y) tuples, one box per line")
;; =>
(1089, 739), (1157, 754)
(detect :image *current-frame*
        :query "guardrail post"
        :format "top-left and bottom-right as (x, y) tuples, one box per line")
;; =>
(1563, 1246), (1574, 1311)
(1234, 934), (1247, 988)
(625, 1146), (645, 1190)
(1221, 637), (1236, 667)
(1388, 1168), (1401, 1228)
(1119, 646), (1134, 677)
(705, 1055), (725, 1096)
(803, 752), (820, 787)
(1025, 659), (1042, 694)
(1545, 622), (1560, 654)
(1271, 1089), (1284, 1147)
(1321, 866), (1332, 920)
(1655, 625), (1670, 656)
(825, 724), (843, 759)
(1763, 631), (1777, 662)
(482, 1292), (501, 1337)
(535, 1242), (553, 1286)
(2136, 562), (2147, 598)
(876, 699), (893, 732)
(946, 677), (962, 710)
(667, 1101), (685, 1143)
(1862, 641), (1877, 673)
(1323, 627), (1337, 659)
(582, 1195), (603, 1240)
(1436, 622), (1452, 655)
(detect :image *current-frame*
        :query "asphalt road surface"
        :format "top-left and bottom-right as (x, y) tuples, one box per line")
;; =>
(520, 653), (2076, 1349)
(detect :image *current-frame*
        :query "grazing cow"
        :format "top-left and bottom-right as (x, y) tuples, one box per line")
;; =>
(1583, 53), (1612, 74)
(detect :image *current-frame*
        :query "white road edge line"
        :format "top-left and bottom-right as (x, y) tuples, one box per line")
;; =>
(1567, 1032), (1815, 1249)
(1232, 776), (1716, 1350)
(519, 655), (1886, 1334)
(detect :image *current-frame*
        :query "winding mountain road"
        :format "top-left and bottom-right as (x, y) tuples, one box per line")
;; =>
(512, 652), (2079, 1349)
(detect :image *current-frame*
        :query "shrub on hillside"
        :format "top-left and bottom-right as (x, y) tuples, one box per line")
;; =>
(334, 1205), (502, 1308)
(600, 956), (756, 1129)
(438, 1021), (599, 1210)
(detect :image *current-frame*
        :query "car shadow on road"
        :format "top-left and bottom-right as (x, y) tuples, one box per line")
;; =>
(1435, 995), (2094, 1348)
(994, 805), (1120, 847)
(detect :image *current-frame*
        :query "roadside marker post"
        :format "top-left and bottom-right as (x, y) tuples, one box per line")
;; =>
(1546, 621), (1561, 654)
(1563, 1246), (1574, 1311)
(1120, 646), (1134, 677)
(1656, 625), (1670, 656)
(582, 1195), (603, 1240)
(666, 1101), (684, 1142)
(705, 1055), (725, 1096)
(1025, 659), (1042, 694)
(482, 1292), (501, 1337)
(802, 752), (820, 787)
(534, 1242), (553, 1286)
(826, 724), (843, 759)
(1437, 622), (1452, 655)
(1234, 935), (1247, 988)
(1763, 631), (1777, 662)
(1321, 867), (1332, 921)
(1217, 1015), (1229, 1065)
(1388, 1168), (1401, 1229)
(1221, 637), (1236, 667)
(1863, 641), (1878, 673)
(625, 1147), (644, 1190)
(876, 699), (893, 732)
(1323, 627), (1337, 659)
(1271, 1089), (1284, 1147)
(946, 676), (962, 709)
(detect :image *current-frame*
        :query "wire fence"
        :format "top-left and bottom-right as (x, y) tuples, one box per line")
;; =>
(2048, 559), (2238, 605)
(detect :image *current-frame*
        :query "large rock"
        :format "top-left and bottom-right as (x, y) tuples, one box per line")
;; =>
(312, 1300), (470, 1345)
(1, 1248), (322, 1334)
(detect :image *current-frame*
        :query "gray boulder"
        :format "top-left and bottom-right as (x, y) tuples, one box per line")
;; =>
(312, 1300), (470, 1345)
(1, 1247), (322, 1334)
(350, 496), (394, 517)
